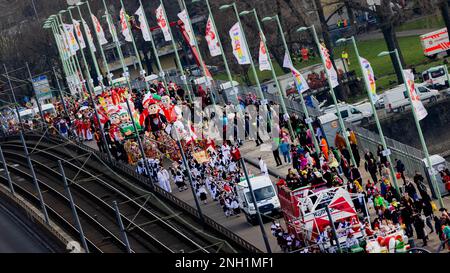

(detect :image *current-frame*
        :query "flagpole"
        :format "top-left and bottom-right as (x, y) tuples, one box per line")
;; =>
(159, 0), (194, 103)
(262, 15), (321, 156)
(378, 49), (443, 208)
(192, 0), (238, 104)
(73, 5), (105, 86)
(57, 12), (87, 98)
(119, 0), (150, 91)
(219, 3), (266, 102)
(68, 6), (114, 162)
(84, 0), (112, 84)
(100, 0), (153, 181)
(51, 18), (82, 97)
(44, 19), (72, 95)
(336, 37), (400, 196)
(297, 25), (357, 167)
(137, 0), (168, 90)
(240, 9), (295, 140)
(180, 0), (217, 107)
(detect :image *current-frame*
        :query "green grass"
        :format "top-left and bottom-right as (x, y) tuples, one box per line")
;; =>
(396, 15), (444, 32)
(215, 35), (448, 96)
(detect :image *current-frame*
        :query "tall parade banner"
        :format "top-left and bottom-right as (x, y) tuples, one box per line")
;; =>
(73, 20), (86, 49)
(177, 10), (196, 46)
(63, 24), (79, 55)
(258, 34), (270, 71)
(82, 19), (97, 52)
(205, 15), (221, 57)
(91, 14), (108, 45)
(135, 6), (152, 42)
(404, 69), (428, 120)
(156, 4), (172, 41)
(283, 52), (309, 93)
(120, 8), (132, 42)
(318, 43), (339, 88)
(360, 57), (378, 102)
(229, 22), (251, 65)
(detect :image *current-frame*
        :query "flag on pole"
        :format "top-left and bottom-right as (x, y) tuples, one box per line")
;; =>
(404, 69), (428, 120)
(82, 20), (96, 52)
(120, 8), (132, 42)
(291, 67), (310, 93)
(56, 33), (70, 60)
(205, 15), (221, 57)
(177, 10), (196, 46)
(73, 20), (86, 49)
(283, 51), (293, 69)
(258, 34), (270, 71)
(91, 14), (108, 45)
(156, 4), (171, 42)
(63, 24), (79, 55)
(318, 43), (339, 88)
(135, 5), (152, 42)
(359, 57), (378, 103)
(229, 22), (251, 65)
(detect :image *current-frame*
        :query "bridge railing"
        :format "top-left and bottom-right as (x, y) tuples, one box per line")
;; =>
(20, 130), (262, 253)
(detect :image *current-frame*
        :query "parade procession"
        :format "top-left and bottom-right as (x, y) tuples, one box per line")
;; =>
(0, 0), (450, 266)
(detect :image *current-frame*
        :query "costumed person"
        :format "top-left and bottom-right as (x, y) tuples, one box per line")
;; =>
(141, 96), (167, 134)
(159, 95), (180, 124)
(157, 165), (171, 193)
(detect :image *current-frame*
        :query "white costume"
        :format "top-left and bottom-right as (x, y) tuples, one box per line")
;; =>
(157, 169), (171, 193)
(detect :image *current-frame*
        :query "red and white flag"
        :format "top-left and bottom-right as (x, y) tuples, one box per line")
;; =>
(72, 20), (86, 49)
(205, 15), (221, 57)
(258, 33), (270, 71)
(82, 19), (96, 52)
(120, 8), (132, 42)
(91, 14), (108, 45)
(156, 4), (171, 42)
(404, 69), (428, 120)
(177, 10), (196, 46)
(135, 5), (151, 42)
(318, 43), (339, 88)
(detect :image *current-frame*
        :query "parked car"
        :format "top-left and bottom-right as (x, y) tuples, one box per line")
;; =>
(382, 83), (440, 113)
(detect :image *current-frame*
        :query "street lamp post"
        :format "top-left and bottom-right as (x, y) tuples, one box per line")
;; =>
(49, 18), (81, 96)
(337, 37), (400, 196)
(84, 0), (113, 84)
(118, 0), (150, 91)
(137, 0), (168, 89)
(159, 0), (194, 103)
(378, 49), (444, 208)
(297, 25), (357, 167)
(180, 0), (217, 107)
(219, 3), (266, 102)
(67, 6), (113, 162)
(240, 9), (295, 140)
(192, 0), (239, 104)
(262, 15), (321, 156)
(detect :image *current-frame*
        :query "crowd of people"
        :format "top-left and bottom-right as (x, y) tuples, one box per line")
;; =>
(2, 74), (449, 253)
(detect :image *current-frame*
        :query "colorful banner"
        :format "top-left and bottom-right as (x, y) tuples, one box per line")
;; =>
(120, 8), (132, 42)
(73, 20), (86, 49)
(156, 4), (171, 42)
(404, 69), (428, 121)
(56, 33), (70, 60)
(359, 57), (378, 103)
(63, 24), (79, 55)
(318, 43), (339, 89)
(205, 15), (221, 57)
(229, 22), (251, 65)
(283, 51), (293, 69)
(292, 67), (310, 94)
(91, 14), (108, 45)
(135, 5), (152, 42)
(258, 34), (270, 71)
(82, 19), (96, 52)
(177, 10), (196, 46)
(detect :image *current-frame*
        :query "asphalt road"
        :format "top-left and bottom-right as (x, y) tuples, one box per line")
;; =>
(0, 201), (54, 253)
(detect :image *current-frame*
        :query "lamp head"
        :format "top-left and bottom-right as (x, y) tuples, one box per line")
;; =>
(296, 26), (309, 32)
(261, 16), (274, 22)
(239, 10), (252, 16)
(219, 4), (232, 10)
(191, 0), (201, 3)
(336, 38), (350, 44)
(377, 51), (392, 57)
(58, 10), (67, 15)
(76, 1), (85, 6)
(68, 6), (76, 10)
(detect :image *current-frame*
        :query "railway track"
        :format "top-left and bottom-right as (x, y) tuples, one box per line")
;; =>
(0, 132), (261, 253)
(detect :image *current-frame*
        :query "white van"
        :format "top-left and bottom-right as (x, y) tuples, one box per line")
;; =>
(323, 102), (372, 124)
(236, 175), (281, 225)
(34, 103), (56, 117)
(18, 108), (35, 121)
(422, 65), (448, 90)
(383, 83), (439, 113)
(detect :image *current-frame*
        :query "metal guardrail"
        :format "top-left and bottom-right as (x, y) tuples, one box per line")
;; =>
(16, 130), (262, 253)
